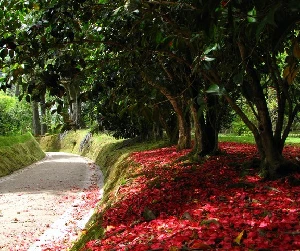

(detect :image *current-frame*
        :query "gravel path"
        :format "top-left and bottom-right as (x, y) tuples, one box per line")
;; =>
(0, 152), (103, 251)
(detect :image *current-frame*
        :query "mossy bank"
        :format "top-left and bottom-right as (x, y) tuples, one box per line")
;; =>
(0, 133), (45, 177)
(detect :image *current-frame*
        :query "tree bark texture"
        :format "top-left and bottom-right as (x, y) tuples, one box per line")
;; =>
(32, 101), (41, 136)
(40, 94), (47, 135)
(64, 82), (82, 129)
(190, 95), (219, 157)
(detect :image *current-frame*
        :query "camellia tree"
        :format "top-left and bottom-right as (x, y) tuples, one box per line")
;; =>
(94, 0), (229, 155)
(0, 0), (96, 133)
(202, 0), (300, 178)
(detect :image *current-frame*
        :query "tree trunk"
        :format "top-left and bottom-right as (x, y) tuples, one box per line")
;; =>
(236, 40), (298, 179)
(259, 131), (285, 178)
(70, 98), (81, 129)
(40, 94), (47, 135)
(190, 96), (219, 158)
(177, 107), (191, 150)
(204, 94), (219, 153)
(157, 107), (179, 144)
(142, 73), (191, 149)
(32, 101), (41, 136)
(152, 123), (163, 141)
(15, 84), (20, 97)
(190, 101), (202, 157)
(64, 81), (82, 129)
(203, 39), (299, 179)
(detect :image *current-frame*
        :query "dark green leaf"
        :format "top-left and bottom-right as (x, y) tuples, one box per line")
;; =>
(204, 44), (219, 55)
(25, 94), (31, 102)
(206, 84), (225, 95)
(233, 72), (244, 84)
(256, 4), (281, 40)
(203, 56), (215, 62)
(155, 31), (163, 44)
(0, 48), (8, 59)
(8, 49), (14, 58)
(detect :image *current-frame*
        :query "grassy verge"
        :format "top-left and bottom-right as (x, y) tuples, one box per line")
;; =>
(0, 133), (33, 147)
(219, 134), (255, 144)
(0, 133), (45, 177)
(219, 133), (300, 145)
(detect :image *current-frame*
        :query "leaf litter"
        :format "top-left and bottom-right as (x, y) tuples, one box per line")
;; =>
(83, 142), (300, 251)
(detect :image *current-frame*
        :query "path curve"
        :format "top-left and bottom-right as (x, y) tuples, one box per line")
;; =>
(0, 152), (103, 251)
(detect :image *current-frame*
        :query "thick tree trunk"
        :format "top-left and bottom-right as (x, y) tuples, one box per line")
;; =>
(154, 104), (178, 144)
(152, 124), (163, 141)
(203, 39), (299, 179)
(258, 123), (282, 174)
(158, 109), (178, 144)
(32, 101), (41, 136)
(204, 95), (219, 153)
(190, 97), (218, 158)
(225, 93), (291, 179)
(14, 84), (20, 97)
(157, 108), (178, 144)
(190, 102), (202, 156)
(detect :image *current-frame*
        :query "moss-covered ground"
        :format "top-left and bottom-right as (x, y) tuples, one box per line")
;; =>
(0, 133), (45, 177)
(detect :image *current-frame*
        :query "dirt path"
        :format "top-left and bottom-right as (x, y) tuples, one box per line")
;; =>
(0, 152), (103, 251)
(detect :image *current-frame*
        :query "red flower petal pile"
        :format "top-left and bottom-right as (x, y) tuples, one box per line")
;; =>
(83, 142), (300, 250)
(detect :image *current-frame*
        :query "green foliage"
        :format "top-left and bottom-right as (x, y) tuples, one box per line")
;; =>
(219, 133), (300, 145)
(0, 91), (32, 135)
(36, 134), (61, 152)
(231, 119), (251, 136)
(206, 84), (226, 95)
(0, 132), (32, 147)
(219, 134), (255, 144)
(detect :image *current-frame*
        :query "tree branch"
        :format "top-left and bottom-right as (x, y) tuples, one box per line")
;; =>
(143, 0), (197, 10)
